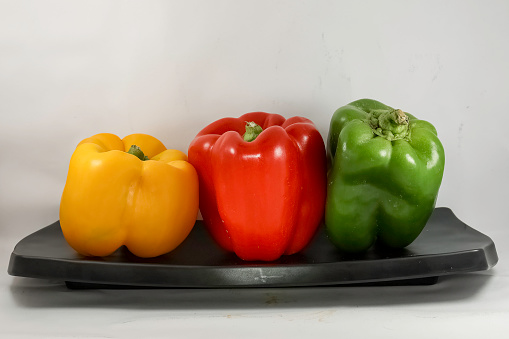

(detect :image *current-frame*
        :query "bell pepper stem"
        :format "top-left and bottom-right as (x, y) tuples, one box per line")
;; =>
(127, 145), (149, 161)
(367, 108), (410, 141)
(243, 121), (263, 142)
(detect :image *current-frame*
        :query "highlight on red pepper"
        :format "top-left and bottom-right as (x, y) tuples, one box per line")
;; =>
(188, 112), (327, 261)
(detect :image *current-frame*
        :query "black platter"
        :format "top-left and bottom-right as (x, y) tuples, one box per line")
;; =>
(8, 208), (498, 288)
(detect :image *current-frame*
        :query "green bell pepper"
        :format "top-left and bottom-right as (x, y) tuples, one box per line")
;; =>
(325, 99), (445, 252)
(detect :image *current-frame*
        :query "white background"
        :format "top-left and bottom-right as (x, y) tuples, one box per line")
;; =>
(1, 0), (508, 338)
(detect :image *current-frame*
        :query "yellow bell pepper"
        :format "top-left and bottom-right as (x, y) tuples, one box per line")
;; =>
(59, 133), (199, 258)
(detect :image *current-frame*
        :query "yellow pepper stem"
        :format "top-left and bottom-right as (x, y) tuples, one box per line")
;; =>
(127, 145), (149, 161)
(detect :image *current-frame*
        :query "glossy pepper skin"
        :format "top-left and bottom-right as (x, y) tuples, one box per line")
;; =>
(60, 133), (199, 258)
(325, 99), (445, 253)
(188, 112), (327, 261)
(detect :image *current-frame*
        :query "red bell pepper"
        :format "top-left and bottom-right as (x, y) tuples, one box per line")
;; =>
(188, 112), (327, 261)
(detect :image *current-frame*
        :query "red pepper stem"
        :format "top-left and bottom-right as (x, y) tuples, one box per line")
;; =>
(243, 121), (263, 142)
(127, 145), (149, 161)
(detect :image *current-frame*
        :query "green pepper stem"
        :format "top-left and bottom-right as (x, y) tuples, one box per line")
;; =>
(366, 108), (410, 141)
(127, 145), (149, 161)
(243, 121), (263, 142)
